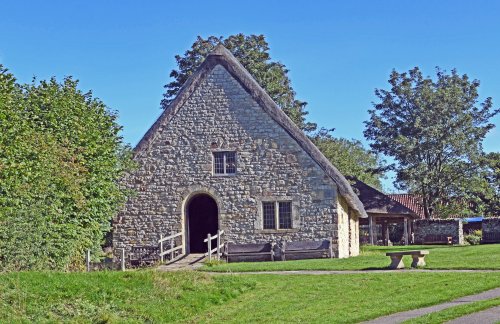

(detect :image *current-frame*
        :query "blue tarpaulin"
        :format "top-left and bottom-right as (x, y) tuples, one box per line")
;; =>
(463, 216), (483, 223)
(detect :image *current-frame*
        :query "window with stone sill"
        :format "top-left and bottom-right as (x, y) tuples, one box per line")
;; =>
(262, 201), (292, 230)
(213, 151), (236, 175)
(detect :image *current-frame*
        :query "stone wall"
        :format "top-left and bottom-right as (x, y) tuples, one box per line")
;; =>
(483, 218), (500, 233)
(337, 197), (350, 258)
(414, 219), (464, 245)
(113, 64), (346, 257)
(348, 208), (360, 256)
(482, 218), (500, 243)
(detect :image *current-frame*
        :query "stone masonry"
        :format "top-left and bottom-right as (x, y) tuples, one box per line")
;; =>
(113, 49), (363, 259)
(414, 219), (464, 245)
(482, 217), (500, 243)
(482, 217), (500, 233)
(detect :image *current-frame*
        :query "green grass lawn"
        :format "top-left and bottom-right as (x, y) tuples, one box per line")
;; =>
(2, 271), (500, 323)
(0, 271), (255, 323)
(200, 244), (500, 272)
(199, 272), (500, 323)
(404, 297), (500, 324)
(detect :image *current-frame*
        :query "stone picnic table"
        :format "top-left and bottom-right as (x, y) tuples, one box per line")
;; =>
(386, 250), (429, 269)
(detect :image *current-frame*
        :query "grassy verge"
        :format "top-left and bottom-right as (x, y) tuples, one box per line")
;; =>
(200, 272), (500, 323)
(200, 244), (500, 272)
(404, 297), (500, 324)
(0, 270), (255, 322)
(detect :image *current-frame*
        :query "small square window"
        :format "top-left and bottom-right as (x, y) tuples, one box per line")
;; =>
(213, 151), (236, 175)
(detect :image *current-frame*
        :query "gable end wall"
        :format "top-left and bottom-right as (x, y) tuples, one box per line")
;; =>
(113, 65), (347, 256)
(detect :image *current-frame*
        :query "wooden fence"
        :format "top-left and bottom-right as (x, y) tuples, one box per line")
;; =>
(159, 231), (184, 263)
(204, 230), (224, 262)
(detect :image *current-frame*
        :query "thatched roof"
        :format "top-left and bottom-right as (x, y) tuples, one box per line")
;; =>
(135, 44), (367, 218)
(349, 178), (419, 218)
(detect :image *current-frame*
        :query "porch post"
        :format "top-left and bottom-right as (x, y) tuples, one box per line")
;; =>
(407, 219), (413, 244)
(369, 215), (375, 245)
(403, 217), (409, 245)
(382, 220), (388, 246)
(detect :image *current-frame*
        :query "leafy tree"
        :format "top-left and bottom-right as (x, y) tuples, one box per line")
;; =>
(162, 34), (316, 132)
(467, 152), (500, 217)
(0, 66), (133, 270)
(311, 128), (386, 189)
(364, 67), (499, 218)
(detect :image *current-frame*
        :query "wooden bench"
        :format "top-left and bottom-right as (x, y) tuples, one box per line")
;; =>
(130, 246), (160, 266)
(481, 232), (500, 244)
(281, 240), (333, 261)
(224, 242), (275, 262)
(386, 250), (429, 269)
(422, 235), (452, 245)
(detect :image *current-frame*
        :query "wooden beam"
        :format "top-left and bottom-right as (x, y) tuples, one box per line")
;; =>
(369, 215), (375, 245)
(403, 217), (409, 245)
(382, 220), (389, 246)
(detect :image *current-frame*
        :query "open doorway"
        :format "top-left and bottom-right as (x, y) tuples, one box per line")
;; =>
(186, 194), (219, 253)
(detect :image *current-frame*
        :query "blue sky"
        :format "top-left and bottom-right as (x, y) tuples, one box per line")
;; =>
(1, 1), (499, 190)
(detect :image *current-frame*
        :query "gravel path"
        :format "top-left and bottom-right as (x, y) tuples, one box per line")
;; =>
(446, 305), (500, 324)
(363, 287), (500, 324)
(204, 269), (500, 275)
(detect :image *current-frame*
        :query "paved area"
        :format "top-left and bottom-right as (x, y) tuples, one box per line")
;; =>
(363, 287), (500, 324)
(157, 253), (206, 271)
(205, 269), (500, 275)
(446, 305), (500, 324)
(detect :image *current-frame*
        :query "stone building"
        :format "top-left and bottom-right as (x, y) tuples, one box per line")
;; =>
(113, 45), (367, 259)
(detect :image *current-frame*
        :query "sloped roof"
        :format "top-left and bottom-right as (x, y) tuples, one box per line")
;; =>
(349, 178), (419, 219)
(134, 44), (367, 218)
(387, 194), (425, 219)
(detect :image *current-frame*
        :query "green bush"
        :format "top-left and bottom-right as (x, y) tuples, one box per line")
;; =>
(0, 66), (134, 271)
(465, 230), (482, 245)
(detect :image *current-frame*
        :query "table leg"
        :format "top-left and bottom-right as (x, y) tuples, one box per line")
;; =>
(389, 255), (404, 269)
(411, 255), (426, 268)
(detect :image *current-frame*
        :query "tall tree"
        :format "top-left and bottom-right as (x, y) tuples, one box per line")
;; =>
(364, 67), (499, 218)
(0, 66), (134, 270)
(162, 34), (316, 132)
(467, 152), (500, 217)
(311, 128), (386, 189)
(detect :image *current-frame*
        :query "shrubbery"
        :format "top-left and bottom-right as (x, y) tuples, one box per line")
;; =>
(0, 66), (134, 270)
(464, 230), (482, 245)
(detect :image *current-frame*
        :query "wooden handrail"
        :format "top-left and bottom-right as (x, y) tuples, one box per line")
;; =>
(205, 230), (225, 262)
(203, 230), (224, 242)
(159, 231), (184, 263)
(158, 232), (182, 243)
(160, 245), (183, 257)
(204, 243), (225, 256)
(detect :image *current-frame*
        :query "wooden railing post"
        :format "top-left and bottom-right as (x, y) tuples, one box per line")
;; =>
(86, 249), (91, 272)
(170, 230), (175, 261)
(181, 231), (185, 255)
(207, 233), (212, 262)
(121, 248), (126, 271)
(216, 230), (221, 261)
(160, 234), (164, 263)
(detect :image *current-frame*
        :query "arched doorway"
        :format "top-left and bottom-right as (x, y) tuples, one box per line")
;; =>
(186, 194), (219, 253)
